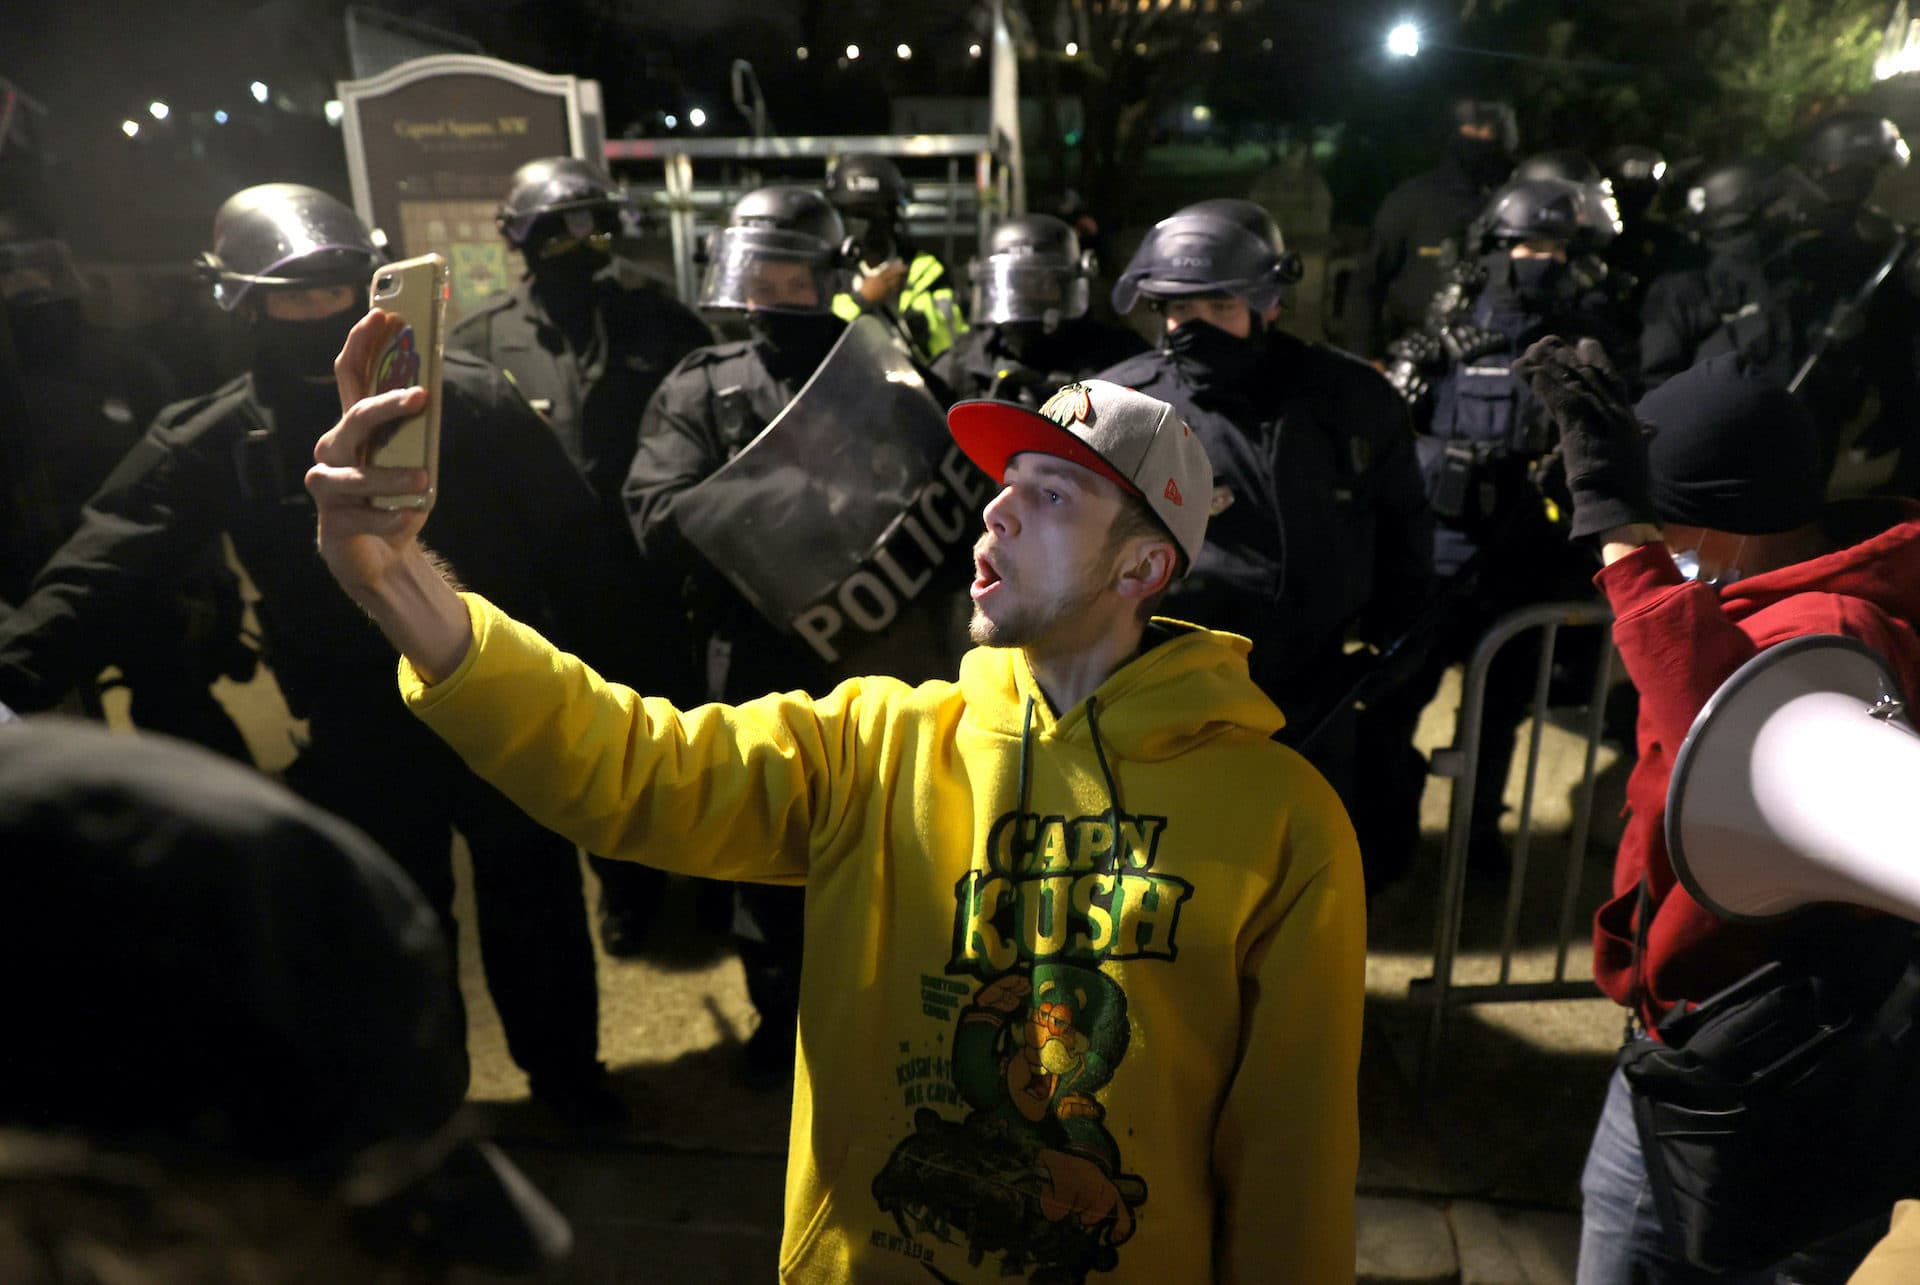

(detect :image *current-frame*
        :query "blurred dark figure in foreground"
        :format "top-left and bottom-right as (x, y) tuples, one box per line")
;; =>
(1103, 197), (1434, 881)
(453, 155), (712, 957)
(0, 207), (254, 758)
(0, 716), (570, 1284)
(1342, 97), (1517, 360)
(0, 183), (623, 1126)
(935, 212), (1145, 407)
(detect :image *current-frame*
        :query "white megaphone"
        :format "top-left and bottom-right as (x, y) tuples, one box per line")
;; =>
(1667, 634), (1920, 922)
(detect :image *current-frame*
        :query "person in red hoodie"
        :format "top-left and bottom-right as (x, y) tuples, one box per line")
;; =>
(1515, 338), (1920, 1284)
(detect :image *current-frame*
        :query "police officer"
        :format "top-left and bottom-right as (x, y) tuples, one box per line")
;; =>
(1379, 176), (1630, 877)
(826, 153), (967, 362)
(623, 185), (855, 1087)
(453, 155), (712, 955)
(1343, 97), (1517, 359)
(1601, 143), (1702, 319)
(1639, 157), (1810, 389)
(0, 208), (254, 760)
(0, 184), (623, 1124)
(933, 213), (1145, 408)
(1799, 109), (1911, 257)
(1101, 197), (1434, 871)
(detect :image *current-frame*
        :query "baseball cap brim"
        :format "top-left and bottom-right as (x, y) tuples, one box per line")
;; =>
(947, 398), (1140, 495)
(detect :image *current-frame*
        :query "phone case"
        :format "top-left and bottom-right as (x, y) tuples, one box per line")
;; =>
(365, 253), (448, 510)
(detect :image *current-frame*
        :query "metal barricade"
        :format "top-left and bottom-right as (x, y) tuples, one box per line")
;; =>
(602, 134), (1008, 306)
(1411, 600), (1617, 1080)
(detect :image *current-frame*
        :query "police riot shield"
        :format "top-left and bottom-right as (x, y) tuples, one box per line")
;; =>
(673, 316), (990, 683)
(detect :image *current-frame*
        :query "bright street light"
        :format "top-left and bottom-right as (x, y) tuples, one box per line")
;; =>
(148, 100), (170, 120)
(213, 109), (229, 124)
(250, 80), (269, 103)
(1386, 22), (1421, 58)
(796, 45), (809, 59)
(1065, 41), (1079, 56)
(121, 119), (140, 138)
(324, 100), (344, 125)
(968, 42), (982, 58)
(688, 107), (707, 128)
(846, 43), (861, 60)
(664, 113), (678, 129)
(896, 43), (912, 60)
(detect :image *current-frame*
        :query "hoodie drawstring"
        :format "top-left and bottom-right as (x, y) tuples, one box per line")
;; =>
(1085, 696), (1125, 863)
(1016, 695), (1036, 824)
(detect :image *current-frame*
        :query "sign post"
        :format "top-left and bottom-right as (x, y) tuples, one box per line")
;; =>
(337, 55), (603, 324)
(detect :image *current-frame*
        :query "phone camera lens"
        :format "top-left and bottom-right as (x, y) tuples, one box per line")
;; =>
(377, 275), (393, 290)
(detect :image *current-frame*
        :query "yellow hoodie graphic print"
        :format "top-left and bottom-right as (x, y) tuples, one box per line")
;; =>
(402, 594), (1366, 1283)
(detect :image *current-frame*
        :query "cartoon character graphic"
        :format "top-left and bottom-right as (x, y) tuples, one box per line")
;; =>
(371, 326), (420, 395)
(873, 963), (1146, 1283)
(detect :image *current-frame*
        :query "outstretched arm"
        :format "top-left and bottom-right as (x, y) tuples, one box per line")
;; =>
(305, 309), (471, 683)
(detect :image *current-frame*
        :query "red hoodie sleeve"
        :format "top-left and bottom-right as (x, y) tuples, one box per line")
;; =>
(1596, 543), (1762, 749)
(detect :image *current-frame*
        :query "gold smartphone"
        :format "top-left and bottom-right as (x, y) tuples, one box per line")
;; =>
(364, 253), (448, 510)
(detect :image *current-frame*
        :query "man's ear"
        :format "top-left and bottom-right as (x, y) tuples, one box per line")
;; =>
(1114, 538), (1177, 602)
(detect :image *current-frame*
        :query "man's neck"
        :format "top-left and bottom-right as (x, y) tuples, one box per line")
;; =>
(1023, 624), (1146, 714)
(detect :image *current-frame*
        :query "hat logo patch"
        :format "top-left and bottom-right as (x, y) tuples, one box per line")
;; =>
(1039, 382), (1094, 427)
(1164, 478), (1183, 505)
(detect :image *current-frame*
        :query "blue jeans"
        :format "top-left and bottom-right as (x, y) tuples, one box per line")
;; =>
(1578, 1064), (1881, 1285)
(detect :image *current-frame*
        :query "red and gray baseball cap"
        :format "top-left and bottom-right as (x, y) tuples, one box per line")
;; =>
(947, 380), (1213, 573)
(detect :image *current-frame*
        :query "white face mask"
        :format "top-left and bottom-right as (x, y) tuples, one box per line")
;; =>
(1672, 535), (1747, 587)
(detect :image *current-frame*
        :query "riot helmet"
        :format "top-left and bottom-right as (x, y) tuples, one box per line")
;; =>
(1111, 198), (1304, 315)
(1512, 150), (1605, 186)
(496, 156), (626, 259)
(197, 184), (385, 313)
(1682, 157), (1787, 236)
(1451, 98), (1520, 155)
(968, 214), (1095, 328)
(1801, 111), (1910, 208)
(1602, 144), (1669, 222)
(699, 185), (851, 315)
(1472, 176), (1621, 256)
(826, 154), (912, 267)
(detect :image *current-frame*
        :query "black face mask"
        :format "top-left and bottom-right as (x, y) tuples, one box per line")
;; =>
(1448, 134), (1513, 189)
(1162, 317), (1263, 390)
(1506, 256), (1572, 302)
(747, 312), (841, 381)
(252, 309), (359, 381)
(529, 240), (611, 290)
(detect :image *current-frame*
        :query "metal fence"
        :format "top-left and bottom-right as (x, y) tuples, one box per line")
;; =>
(1409, 600), (1619, 1081)
(601, 134), (1008, 306)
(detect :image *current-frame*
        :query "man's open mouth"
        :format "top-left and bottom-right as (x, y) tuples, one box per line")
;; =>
(971, 549), (1003, 601)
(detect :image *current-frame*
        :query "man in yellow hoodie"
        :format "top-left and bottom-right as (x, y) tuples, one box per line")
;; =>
(307, 309), (1366, 1283)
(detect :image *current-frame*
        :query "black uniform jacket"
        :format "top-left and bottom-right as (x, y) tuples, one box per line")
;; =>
(1099, 332), (1434, 707)
(1343, 157), (1493, 359)
(934, 318), (1149, 407)
(0, 354), (621, 734)
(451, 258), (713, 507)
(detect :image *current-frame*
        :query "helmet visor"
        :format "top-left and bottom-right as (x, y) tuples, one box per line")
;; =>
(699, 225), (844, 314)
(968, 258), (1089, 325)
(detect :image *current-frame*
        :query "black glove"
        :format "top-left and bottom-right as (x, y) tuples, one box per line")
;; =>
(1512, 335), (1656, 540)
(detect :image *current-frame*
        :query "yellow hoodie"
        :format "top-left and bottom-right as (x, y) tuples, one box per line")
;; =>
(403, 594), (1365, 1284)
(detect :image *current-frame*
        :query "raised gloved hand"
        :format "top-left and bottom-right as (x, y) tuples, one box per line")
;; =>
(1512, 335), (1656, 540)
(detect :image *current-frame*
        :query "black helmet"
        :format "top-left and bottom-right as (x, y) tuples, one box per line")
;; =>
(825, 153), (910, 217)
(698, 185), (851, 314)
(1682, 157), (1786, 235)
(197, 184), (385, 313)
(1512, 149), (1604, 186)
(496, 156), (625, 250)
(1801, 110), (1911, 177)
(968, 213), (1095, 327)
(1450, 98), (1519, 155)
(1473, 176), (1621, 253)
(1111, 197), (1303, 314)
(1603, 144), (1669, 189)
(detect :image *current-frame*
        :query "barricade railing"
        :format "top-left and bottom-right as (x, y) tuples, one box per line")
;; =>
(601, 134), (1006, 306)
(1409, 599), (1617, 1082)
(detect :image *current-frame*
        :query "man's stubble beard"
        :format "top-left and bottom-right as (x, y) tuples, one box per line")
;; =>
(967, 564), (1106, 649)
